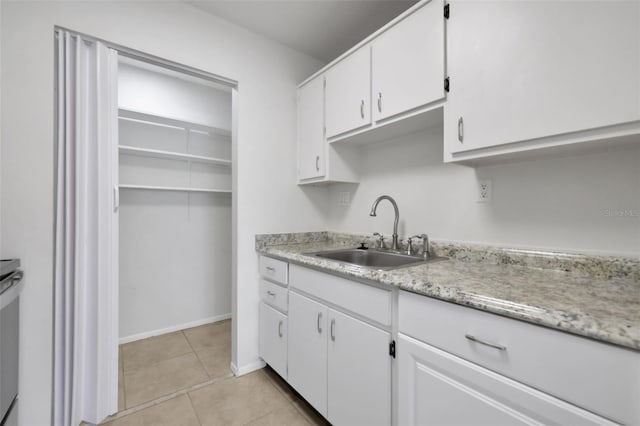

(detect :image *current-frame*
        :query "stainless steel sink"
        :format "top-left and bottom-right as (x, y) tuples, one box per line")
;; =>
(307, 248), (446, 270)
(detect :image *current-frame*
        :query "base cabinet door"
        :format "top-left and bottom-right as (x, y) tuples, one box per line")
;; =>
(258, 302), (287, 379)
(327, 308), (391, 426)
(398, 334), (616, 426)
(288, 292), (328, 417)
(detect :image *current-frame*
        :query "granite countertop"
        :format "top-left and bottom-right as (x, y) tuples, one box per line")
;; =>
(256, 232), (640, 352)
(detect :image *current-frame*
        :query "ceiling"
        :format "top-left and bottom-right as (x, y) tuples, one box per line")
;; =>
(187, 0), (418, 63)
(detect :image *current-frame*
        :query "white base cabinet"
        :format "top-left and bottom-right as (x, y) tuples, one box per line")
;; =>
(287, 264), (393, 426)
(398, 290), (640, 425)
(328, 309), (391, 426)
(258, 303), (287, 380)
(288, 290), (392, 425)
(287, 291), (328, 416)
(398, 334), (616, 426)
(258, 256), (289, 380)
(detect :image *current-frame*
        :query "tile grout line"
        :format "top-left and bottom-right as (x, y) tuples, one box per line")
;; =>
(182, 329), (212, 378)
(185, 391), (203, 426)
(261, 368), (314, 422)
(238, 370), (289, 426)
(122, 346), (195, 376)
(104, 373), (235, 424)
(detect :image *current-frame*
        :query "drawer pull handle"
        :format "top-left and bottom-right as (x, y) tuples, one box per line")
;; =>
(265, 266), (276, 273)
(330, 319), (336, 341)
(317, 313), (323, 333)
(278, 320), (283, 338)
(465, 334), (506, 351)
(266, 291), (276, 297)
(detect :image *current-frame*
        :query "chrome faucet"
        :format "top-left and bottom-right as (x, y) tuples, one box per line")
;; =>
(369, 195), (400, 250)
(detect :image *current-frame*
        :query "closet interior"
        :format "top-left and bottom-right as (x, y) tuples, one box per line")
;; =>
(116, 56), (233, 410)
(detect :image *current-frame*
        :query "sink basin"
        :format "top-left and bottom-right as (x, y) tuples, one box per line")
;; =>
(307, 248), (446, 270)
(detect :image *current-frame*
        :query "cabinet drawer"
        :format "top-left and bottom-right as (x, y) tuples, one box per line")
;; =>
(399, 291), (640, 425)
(398, 334), (616, 426)
(259, 256), (288, 285)
(290, 264), (391, 326)
(260, 279), (288, 313)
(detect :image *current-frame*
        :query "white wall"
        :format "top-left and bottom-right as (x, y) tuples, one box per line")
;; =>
(327, 129), (640, 256)
(0, 2), (326, 425)
(119, 191), (232, 340)
(118, 62), (232, 130)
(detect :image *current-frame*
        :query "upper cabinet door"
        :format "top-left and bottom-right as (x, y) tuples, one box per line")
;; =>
(325, 48), (371, 138)
(372, 0), (445, 122)
(445, 1), (640, 155)
(297, 77), (325, 181)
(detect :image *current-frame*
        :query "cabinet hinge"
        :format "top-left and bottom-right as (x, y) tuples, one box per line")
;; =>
(389, 340), (396, 358)
(444, 3), (450, 19)
(444, 77), (450, 93)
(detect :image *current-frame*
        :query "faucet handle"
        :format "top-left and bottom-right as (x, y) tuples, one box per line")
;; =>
(373, 232), (385, 249)
(405, 237), (414, 255)
(411, 234), (429, 259)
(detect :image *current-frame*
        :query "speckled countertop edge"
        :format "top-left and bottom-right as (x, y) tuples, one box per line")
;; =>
(256, 232), (640, 351)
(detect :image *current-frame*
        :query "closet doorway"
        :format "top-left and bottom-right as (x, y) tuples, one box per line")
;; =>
(116, 56), (235, 411)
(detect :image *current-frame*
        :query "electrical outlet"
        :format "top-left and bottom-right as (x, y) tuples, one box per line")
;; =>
(339, 191), (351, 206)
(477, 179), (492, 203)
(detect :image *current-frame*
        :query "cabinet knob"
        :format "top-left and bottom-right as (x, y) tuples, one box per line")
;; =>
(458, 117), (464, 143)
(266, 291), (276, 297)
(360, 99), (365, 119)
(278, 320), (283, 338)
(317, 312), (323, 333)
(377, 92), (382, 113)
(315, 155), (320, 172)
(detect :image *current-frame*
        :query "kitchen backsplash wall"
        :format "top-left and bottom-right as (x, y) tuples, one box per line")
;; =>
(326, 128), (640, 257)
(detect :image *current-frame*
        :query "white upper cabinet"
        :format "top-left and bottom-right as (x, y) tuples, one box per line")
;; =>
(444, 0), (640, 162)
(325, 47), (372, 138)
(297, 76), (325, 180)
(372, 0), (445, 122)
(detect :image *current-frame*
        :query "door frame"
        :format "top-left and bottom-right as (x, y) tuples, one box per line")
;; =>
(54, 26), (239, 419)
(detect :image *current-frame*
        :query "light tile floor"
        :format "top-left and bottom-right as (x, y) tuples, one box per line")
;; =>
(103, 320), (329, 425)
(119, 320), (232, 410)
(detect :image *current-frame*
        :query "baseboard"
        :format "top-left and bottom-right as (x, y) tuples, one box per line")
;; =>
(119, 313), (232, 344)
(230, 358), (266, 377)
